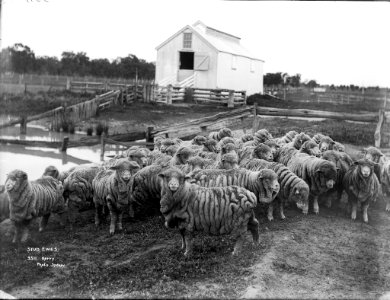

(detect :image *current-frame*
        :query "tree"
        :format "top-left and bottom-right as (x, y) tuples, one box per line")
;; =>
(263, 72), (283, 85)
(9, 43), (35, 74)
(307, 80), (318, 88)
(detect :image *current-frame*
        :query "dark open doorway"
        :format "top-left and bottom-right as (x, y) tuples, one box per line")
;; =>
(179, 51), (194, 70)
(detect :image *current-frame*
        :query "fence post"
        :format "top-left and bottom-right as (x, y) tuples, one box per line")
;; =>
(228, 90), (235, 108)
(167, 84), (173, 105)
(61, 136), (69, 152)
(100, 133), (106, 161)
(184, 87), (194, 103)
(374, 109), (385, 148)
(20, 116), (27, 135)
(145, 126), (154, 150)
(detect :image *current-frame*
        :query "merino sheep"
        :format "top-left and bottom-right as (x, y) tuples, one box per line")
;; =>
(264, 140), (281, 157)
(342, 159), (380, 223)
(333, 142), (345, 152)
(287, 153), (338, 214)
(219, 153), (239, 170)
(285, 132), (312, 150)
(243, 159), (310, 219)
(252, 143), (274, 161)
(43, 165), (75, 183)
(208, 127), (233, 141)
(240, 133), (254, 143)
(5, 170), (66, 243)
(253, 129), (273, 145)
(0, 185), (10, 222)
(275, 141), (318, 166)
(159, 168), (259, 256)
(320, 150), (353, 208)
(93, 159), (140, 234)
(191, 135), (208, 146)
(275, 130), (299, 145)
(203, 139), (219, 153)
(300, 140), (321, 157)
(318, 136), (335, 153)
(190, 167), (280, 205)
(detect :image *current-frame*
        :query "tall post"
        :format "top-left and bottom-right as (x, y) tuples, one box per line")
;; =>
(227, 90), (235, 108)
(167, 84), (172, 105)
(20, 116), (27, 135)
(61, 136), (69, 152)
(100, 132), (106, 161)
(145, 126), (154, 150)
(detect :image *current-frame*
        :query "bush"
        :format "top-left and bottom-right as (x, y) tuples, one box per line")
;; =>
(95, 123), (104, 136)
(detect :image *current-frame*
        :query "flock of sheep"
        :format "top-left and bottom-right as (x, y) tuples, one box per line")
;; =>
(1, 127), (390, 257)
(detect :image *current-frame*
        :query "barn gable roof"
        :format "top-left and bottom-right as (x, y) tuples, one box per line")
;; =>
(155, 21), (264, 62)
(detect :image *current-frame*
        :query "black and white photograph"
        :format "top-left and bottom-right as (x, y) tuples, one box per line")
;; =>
(0, 0), (390, 298)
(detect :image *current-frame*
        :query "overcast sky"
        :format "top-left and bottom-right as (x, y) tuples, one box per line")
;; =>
(1, 0), (390, 87)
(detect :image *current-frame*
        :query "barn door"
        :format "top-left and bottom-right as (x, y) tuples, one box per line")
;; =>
(194, 53), (209, 71)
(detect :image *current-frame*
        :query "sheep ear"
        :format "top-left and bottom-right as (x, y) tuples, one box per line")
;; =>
(158, 173), (165, 179)
(22, 173), (28, 180)
(184, 175), (194, 183)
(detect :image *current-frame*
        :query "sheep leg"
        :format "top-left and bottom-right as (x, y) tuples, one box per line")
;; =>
(385, 195), (390, 212)
(116, 211), (123, 232)
(325, 197), (332, 209)
(362, 203), (369, 223)
(267, 203), (274, 221)
(232, 234), (245, 256)
(183, 231), (193, 258)
(12, 221), (21, 243)
(247, 213), (259, 245)
(20, 221), (31, 243)
(279, 201), (286, 220)
(351, 201), (357, 220)
(39, 214), (51, 232)
(129, 203), (135, 218)
(313, 196), (319, 214)
(179, 228), (186, 250)
(94, 203), (103, 227)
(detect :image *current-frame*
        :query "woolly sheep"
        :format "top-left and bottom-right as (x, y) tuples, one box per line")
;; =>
(285, 132), (312, 150)
(240, 133), (254, 143)
(208, 127), (233, 141)
(252, 143), (274, 161)
(253, 129), (273, 145)
(342, 159), (380, 223)
(333, 142), (345, 152)
(287, 153), (338, 214)
(243, 159), (310, 219)
(93, 159), (140, 234)
(159, 168), (259, 257)
(5, 170), (67, 243)
(275, 130), (299, 145)
(0, 185), (10, 222)
(190, 167), (280, 205)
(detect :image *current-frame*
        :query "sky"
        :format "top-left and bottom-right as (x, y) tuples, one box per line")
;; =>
(1, 0), (390, 87)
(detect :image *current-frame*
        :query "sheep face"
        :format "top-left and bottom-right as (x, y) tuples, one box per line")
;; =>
(259, 169), (280, 198)
(221, 153), (239, 170)
(128, 152), (147, 168)
(165, 145), (179, 157)
(354, 159), (376, 179)
(290, 182), (310, 210)
(301, 140), (321, 157)
(204, 139), (218, 153)
(176, 147), (194, 165)
(221, 143), (236, 155)
(5, 170), (27, 193)
(111, 160), (140, 190)
(43, 166), (60, 179)
(316, 162), (338, 189)
(319, 139), (335, 153)
(333, 142), (345, 152)
(264, 140), (280, 156)
(160, 139), (175, 153)
(363, 147), (384, 164)
(253, 144), (273, 161)
(192, 135), (207, 146)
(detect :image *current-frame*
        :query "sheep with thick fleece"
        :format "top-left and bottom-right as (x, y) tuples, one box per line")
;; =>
(243, 159), (310, 219)
(240, 133), (254, 143)
(93, 159), (140, 234)
(0, 185), (10, 222)
(159, 168), (259, 257)
(275, 140), (320, 166)
(275, 130), (298, 145)
(319, 150), (353, 208)
(5, 170), (66, 242)
(342, 159), (380, 223)
(43, 165), (75, 183)
(285, 132), (312, 150)
(333, 142), (345, 152)
(253, 129), (273, 145)
(190, 167), (280, 205)
(287, 153), (338, 214)
(208, 127), (233, 141)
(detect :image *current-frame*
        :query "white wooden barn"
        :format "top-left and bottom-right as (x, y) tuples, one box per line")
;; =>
(155, 21), (264, 96)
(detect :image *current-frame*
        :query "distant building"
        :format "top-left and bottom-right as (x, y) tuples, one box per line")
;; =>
(155, 21), (264, 96)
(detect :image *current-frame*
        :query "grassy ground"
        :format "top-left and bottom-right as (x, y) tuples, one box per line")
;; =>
(1, 197), (390, 299)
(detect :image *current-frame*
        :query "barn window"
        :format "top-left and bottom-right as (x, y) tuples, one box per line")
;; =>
(183, 33), (192, 48)
(179, 51), (194, 70)
(231, 55), (237, 70)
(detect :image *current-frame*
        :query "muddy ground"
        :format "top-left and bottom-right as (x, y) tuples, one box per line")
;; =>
(1, 195), (390, 299)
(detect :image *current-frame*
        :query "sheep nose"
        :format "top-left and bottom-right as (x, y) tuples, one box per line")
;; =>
(326, 180), (334, 189)
(273, 182), (280, 191)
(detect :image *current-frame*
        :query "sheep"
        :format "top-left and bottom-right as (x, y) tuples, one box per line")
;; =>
(170, 146), (194, 166)
(153, 136), (165, 151)
(275, 140), (319, 166)
(285, 132), (312, 150)
(208, 127), (233, 141)
(318, 136), (335, 153)
(192, 135), (208, 146)
(253, 129), (273, 145)
(63, 163), (104, 228)
(342, 159), (380, 223)
(190, 167), (280, 205)
(160, 138), (176, 153)
(240, 133), (254, 143)
(252, 143), (274, 161)
(264, 140), (281, 157)
(43, 165), (75, 183)
(312, 133), (326, 144)
(275, 130), (298, 145)
(300, 140), (321, 157)
(243, 159), (310, 219)
(93, 159), (140, 234)
(333, 142), (345, 152)
(122, 148), (148, 168)
(219, 153), (239, 170)
(287, 153), (338, 214)
(320, 150), (353, 208)
(130, 162), (171, 217)
(203, 139), (219, 153)
(5, 170), (66, 243)
(158, 168), (259, 257)
(0, 185), (10, 222)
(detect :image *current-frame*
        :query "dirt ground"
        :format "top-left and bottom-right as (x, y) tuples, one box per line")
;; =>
(2, 193), (390, 299)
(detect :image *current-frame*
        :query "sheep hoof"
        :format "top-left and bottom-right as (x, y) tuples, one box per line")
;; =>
(280, 215), (286, 220)
(267, 216), (274, 222)
(109, 230), (115, 236)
